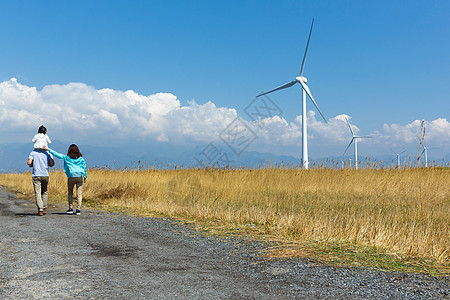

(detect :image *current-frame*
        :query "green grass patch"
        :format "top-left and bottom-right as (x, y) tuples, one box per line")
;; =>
(264, 239), (449, 277)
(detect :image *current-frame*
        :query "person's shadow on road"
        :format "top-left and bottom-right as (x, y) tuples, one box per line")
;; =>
(16, 212), (68, 216)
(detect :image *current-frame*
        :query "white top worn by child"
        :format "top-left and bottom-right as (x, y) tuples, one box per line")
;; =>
(32, 125), (51, 150)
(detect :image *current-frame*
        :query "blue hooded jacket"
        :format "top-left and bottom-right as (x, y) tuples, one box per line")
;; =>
(48, 148), (87, 179)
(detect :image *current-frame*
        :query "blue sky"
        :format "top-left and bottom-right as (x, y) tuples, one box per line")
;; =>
(0, 1), (449, 161)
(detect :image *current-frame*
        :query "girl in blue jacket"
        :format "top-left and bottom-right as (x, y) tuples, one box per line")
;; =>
(44, 144), (87, 215)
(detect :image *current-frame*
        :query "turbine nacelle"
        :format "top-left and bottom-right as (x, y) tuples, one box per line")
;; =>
(343, 118), (372, 157)
(296, 76), (307, 83)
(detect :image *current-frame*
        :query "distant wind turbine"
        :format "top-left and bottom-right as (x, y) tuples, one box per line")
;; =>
(392, 150), (406, 168)
(421, 145), (438, 167)
(343, 118), (371, 170)
(256, 19), (327, 169)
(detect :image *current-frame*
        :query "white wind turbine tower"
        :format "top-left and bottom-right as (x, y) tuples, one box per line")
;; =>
(392, 150), (406, 168)
(343, 118), (371, 170)
(256, 19), (327, 169)
(421, 145), (438, 167)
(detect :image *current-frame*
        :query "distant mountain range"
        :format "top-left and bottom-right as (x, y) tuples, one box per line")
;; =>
(0, 141), (448, 173)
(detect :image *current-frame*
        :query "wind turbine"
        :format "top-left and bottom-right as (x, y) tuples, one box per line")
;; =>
(421, 145), (438, 167)
(392, 150), (406, 168)
(343, 118), (371, 170)
(256, 19), (327, 169)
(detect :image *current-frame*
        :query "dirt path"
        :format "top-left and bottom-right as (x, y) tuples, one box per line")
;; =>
(0, 188), (448, 299)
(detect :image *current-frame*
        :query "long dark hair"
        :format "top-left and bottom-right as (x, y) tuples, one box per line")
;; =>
(67, 144), (82, 159)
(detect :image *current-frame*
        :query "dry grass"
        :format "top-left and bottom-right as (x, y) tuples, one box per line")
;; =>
(1, 166), (449, 272)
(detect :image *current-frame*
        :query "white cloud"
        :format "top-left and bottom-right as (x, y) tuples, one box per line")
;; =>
(308, 112), (355, 143)
(255, 112), (357, 147)
(0, 78), (236, 144)
(163, 100), (237, 142)
(0, 78), (448, 158)
(95, 109), (121, 128)
(378, 118), (450, 147)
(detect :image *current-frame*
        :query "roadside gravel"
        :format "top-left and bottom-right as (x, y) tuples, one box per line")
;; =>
(0, 188), (448, 299)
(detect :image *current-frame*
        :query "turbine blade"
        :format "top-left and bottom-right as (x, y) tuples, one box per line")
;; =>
(256, 80), (297, 97)
(345, 118), (355, 136)
(298, 80), (327, 123)
(400, 150), (406, 155)
(299, 19), (314, 77)
(343, 138), (354, 155)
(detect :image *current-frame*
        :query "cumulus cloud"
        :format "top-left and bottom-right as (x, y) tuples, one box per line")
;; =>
(376, 118), (450, 147)
(0, 78), (448, 158)
(0, 78), (237, 144)
(255, 112), (355, 147)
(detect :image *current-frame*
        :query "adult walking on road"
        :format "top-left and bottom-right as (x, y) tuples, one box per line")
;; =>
(43, 144), (87, 216)
(27, 148), (55, 216)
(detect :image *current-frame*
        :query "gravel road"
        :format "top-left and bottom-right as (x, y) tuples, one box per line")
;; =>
(0, 188), (448, 299)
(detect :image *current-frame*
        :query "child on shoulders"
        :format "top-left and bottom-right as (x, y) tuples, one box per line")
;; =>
(32, 125), (51, 150)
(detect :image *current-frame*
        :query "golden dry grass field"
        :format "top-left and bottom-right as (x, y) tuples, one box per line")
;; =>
(1, 167), (449, 274)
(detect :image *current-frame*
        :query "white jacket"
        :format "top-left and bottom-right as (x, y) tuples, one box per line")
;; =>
(32, 133), (51, 149)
